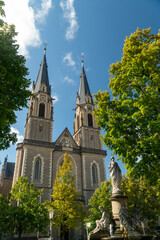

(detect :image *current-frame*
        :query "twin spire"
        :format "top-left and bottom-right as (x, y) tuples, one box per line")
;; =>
(33, 46), (51, 95)
(78, 54), (93, 104)
(33, 48), (93, 104)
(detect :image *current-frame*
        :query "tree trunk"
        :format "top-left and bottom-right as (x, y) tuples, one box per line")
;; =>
(60, 225), (63, 240)
(18, 231), (22, 240)
(61, 225), (68, 240)
(64, 229), (68, 240)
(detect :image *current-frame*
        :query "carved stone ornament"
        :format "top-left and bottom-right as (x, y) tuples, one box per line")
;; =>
(61, 137), (73, 147)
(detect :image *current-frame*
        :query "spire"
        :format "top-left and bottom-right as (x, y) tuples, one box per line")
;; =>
(78, 55), (93, 104)
(33, 44), (51, 95)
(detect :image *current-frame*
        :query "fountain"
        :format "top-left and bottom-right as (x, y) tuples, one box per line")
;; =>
(102, 157), (159, 240)
(109, 224), (113, 237)
(141, 222), (145, 236)
(88, 157), (159, 240)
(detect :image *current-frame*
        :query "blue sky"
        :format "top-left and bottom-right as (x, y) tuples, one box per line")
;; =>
(1, 0), (160, 178)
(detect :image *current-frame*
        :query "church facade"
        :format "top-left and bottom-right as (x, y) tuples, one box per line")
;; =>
(11, 48), (107, 206)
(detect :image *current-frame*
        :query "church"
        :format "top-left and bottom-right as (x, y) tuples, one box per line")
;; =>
(0, 47), (107, 207)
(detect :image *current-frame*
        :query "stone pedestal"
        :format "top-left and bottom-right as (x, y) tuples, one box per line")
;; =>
(110, 193), (128, 236)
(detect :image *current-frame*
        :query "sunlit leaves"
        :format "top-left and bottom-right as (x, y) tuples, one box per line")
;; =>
(7, 177), (49, 238)
(94, 28), (160, 184)
(121, 175), (160, 228)
(51, 153), (86, 232)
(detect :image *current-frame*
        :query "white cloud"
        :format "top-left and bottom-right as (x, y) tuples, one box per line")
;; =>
(35, 0), (53, 23)
(60, 0), (79, 40)
(63, 52), (75, 67)
(63, 76), (75, 85)
(52, 94), (59, 104)
(28, 84), (32, 91)
(4, 0), (52, 57)
(11, 127), (24, 143)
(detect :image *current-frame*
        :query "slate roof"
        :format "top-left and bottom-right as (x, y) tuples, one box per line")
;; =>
(33, 48), (51, 95)
(78, 60), (93, 104)
(4, 162), (15, 179)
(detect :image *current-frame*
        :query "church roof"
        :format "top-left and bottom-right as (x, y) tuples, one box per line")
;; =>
(4, 162), (15, 179)
(33, 47), (51, 95)
(78, 59), (93, 104)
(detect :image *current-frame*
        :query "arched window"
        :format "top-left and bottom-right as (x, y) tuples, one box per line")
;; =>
(39, 103), (45, 117)
(92, 164), (98, 185)
(35, 158), (40, 180)
(88, 113), (93, 127)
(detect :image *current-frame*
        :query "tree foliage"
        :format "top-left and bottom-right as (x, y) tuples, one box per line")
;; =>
(51, 153), (86, 236)
(0, 194), (10, 238)
(0, 0), (5, 27)
(0, 1), (31, 150)
(94, 28), (160, 184)
(86, 181), (112, 232)
(1, 177), (49, 239)
(121, 175), (160, 228)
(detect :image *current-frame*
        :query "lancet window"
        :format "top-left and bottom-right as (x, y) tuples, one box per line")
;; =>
(88, 113), (93, 127)
(92, 163), (98, 185)
(39, 103), (45, 117)
(35, 158), (41, 180)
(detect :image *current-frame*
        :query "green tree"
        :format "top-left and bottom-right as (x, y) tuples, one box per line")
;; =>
(86, 181), (112, 232)
(51, 153), (86, 240)
(0, 194), (10, 238)
(0, 1), (31, 150)
(0, 1), (5, 27)
(8, 177), (49, 240)
(94, 28), (160, 184)
(121, 175), (160, 228)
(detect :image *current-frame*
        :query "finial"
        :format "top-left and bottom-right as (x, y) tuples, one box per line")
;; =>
(81, 52), (84, 67)
(43, 41), (48, 51)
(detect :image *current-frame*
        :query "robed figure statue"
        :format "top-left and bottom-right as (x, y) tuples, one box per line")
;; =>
(109, 157), (122, 194)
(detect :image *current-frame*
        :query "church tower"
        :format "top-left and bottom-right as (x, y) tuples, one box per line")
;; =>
(73, 58), (106, 204)
(12, 48), (54, 201)
(24, 47), (53, 142)
(73, 58), (102, 150)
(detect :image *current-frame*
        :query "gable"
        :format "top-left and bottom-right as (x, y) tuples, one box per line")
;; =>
(55, 128), (78, 149)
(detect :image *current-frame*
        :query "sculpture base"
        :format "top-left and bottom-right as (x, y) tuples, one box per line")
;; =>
(110, 193), (128, 234)
(101, 235), (158, 240)
(89, 230), (110, 240)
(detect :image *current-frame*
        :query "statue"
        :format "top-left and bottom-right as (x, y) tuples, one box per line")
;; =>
(109, 157), (122, 194)
(119, 202), (136, 233)
(89, 206), (110, 239)
(132, 206), (151, 234)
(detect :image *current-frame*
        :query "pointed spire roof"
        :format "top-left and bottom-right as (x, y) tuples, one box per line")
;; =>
(78, 56), (93, 104)
(33, 46), (51, 95)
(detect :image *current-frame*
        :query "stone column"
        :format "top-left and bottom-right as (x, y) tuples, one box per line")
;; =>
(110, 193), (128, 236)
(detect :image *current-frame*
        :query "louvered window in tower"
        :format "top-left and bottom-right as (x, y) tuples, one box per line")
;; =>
(39, 103), (45, 117)
(35, 159), (40, 180)
(88, 113), (93, 127)
(92, 164), (98, 185)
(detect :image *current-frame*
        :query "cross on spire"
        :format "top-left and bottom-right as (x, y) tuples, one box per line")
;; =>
(43, 41), (48, 50)
(81, 52), (84, 67)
